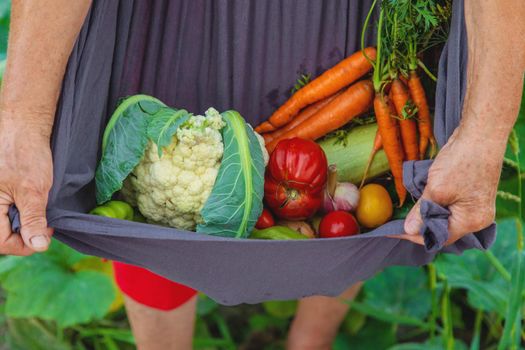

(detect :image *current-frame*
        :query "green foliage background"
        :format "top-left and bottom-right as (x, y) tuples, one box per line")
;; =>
(0, 2), (524, 349)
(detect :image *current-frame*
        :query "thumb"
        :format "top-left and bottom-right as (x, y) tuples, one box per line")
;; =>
(16, 190), (52, 252)
(403, 199), (423, 236)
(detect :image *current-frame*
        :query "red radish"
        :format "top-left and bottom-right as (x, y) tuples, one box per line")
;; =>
(319, 211), (360, 238)
(255, 208), (275, 229)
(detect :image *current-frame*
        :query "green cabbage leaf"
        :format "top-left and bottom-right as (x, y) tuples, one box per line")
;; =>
(197, 111), (265, 238)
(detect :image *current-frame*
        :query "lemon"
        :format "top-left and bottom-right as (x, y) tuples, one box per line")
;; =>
(356, 184), (393, 228)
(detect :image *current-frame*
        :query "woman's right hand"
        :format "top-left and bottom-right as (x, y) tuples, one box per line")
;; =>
(0, 109), (54, 255)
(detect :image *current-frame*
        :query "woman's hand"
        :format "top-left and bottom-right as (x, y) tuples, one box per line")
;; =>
(0, 0), (92, 255)
(0, 110), (54, 255)
(397, 0), (525, 246)
(397, 126), (503, 246)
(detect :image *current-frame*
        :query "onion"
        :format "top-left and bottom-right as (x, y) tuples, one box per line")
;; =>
(277, 220), (316, 238)
(323, 164), (360, 213)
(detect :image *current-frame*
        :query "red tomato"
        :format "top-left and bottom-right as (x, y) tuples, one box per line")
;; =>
(264, 138), (328, 220)
(319, 211), (360, 238)
(255, 208), (275, 229)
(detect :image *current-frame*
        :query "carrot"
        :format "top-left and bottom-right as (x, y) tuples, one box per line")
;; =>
(398, 74), (408, 86)
(263, 91), (343, 144)
(408, 71), (437, 158)
(359, 130), (382, 189)
(266, 80), (374, 153)
(390, 78), (419, 160)
(255, 121), (276, 133)
(374, 93), (406, 206)
(262, 133), (273, 144)
(258, 47), (377, 132)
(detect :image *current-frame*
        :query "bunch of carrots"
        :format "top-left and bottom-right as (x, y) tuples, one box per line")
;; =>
(256, 47), (378, 150)
(256, 0), (450, 206)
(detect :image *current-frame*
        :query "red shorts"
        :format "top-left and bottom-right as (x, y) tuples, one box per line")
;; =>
(113, 261), (198, 311)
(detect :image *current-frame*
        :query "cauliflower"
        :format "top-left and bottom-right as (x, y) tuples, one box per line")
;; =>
(253, 127), (270, 165)
(122, 108), (269, 231)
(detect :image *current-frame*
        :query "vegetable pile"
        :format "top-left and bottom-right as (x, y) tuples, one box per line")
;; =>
(252, 0), (450, 238)
(93, 0), (450, 240)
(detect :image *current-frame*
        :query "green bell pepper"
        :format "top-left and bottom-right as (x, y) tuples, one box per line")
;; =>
(90, 200), (134, 221)
(250, 226), (308, 240)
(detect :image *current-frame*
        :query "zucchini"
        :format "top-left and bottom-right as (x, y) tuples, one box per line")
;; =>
(317, 123), (390, 184)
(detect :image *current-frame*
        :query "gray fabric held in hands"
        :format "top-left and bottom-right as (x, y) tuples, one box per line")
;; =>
(13, 0), (496, 305)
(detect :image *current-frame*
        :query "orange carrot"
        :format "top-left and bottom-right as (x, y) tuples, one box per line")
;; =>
(263, 91), (343, 144)
(408, 71), (437, 158)
(255, 121), (276, 133)
(360, 130), (383, 188)
(390, 78), (419, 160)
(399, 74), (408, 85)
(262, 133), (273, 144)
(374, 93), (406, 206)
(266, 80), (374, 153)
(257, 47), (377, 133)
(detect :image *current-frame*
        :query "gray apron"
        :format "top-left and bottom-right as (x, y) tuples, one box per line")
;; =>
(10, 0), (495, 305)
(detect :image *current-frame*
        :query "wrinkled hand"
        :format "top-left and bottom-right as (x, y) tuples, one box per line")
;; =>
(0, 111), (54, 255)
(397, 127), (502, 246)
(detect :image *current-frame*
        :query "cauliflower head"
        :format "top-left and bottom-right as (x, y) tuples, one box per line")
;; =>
(122, 108), (269, 231)
(122, 108), (226, 230)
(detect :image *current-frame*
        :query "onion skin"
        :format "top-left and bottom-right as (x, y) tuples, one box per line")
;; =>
(277, 220), (316, 239)
(323, 182), (360, 213)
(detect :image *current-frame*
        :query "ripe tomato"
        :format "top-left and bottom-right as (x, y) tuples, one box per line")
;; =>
(319, 211), (360, 238)
(255, 208), (275, 229)
(264, 138), (328, 220)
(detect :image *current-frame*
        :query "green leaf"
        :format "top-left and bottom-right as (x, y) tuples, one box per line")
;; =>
(435, 249), (508, 315)
(146, 108), (190, 158)
(0, 255), (22, 275)
(248, 314), (288, 332)
(363, 266), (432, 321)
(434, 219), (519, 316)
(343, 308), (367, 335)
(290, 73), (311, 95)
(0, 241), (115, 327)
(0, 0), (9, 62)
(0, 0), (10, 20)
(46, 237), (87, 266)
(498, 79), (524, 221)
(262, 300), (298, 319)
(498, 249), (525, 350)
(6, 318), (72, 350)
(197, 294), (218, 316)
(387, 338), (468, 350)
(197, 110), (265, 238)
(95, 95), (166, 204)
(346, 319), (397, 350)
(496, 176), (521, 220)
(75, 328), (136, 345)
(0, 59), (6, 85)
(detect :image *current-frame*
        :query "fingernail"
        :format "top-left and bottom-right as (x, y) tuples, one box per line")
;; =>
(30, 235), (49, 249)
